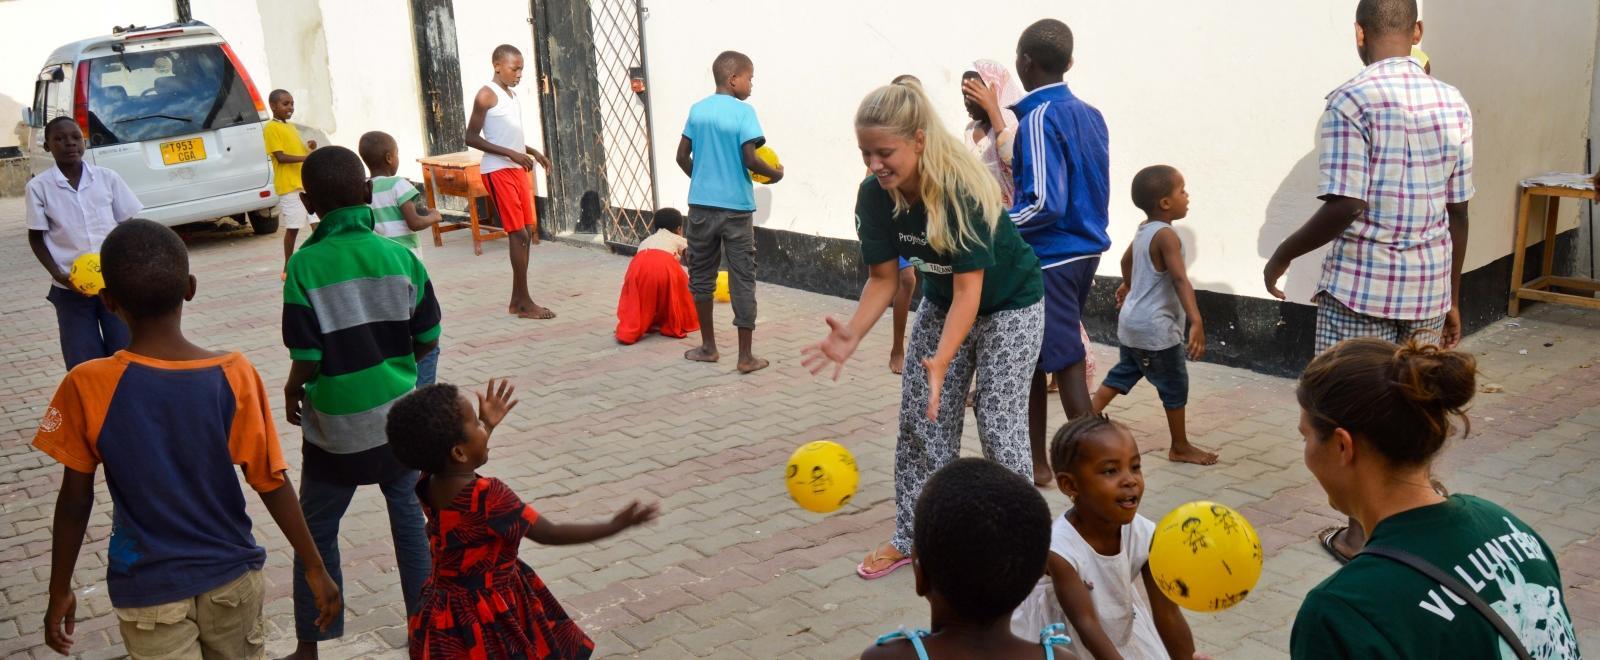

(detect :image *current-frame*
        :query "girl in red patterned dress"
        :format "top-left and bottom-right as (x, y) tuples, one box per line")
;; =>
(387, 379), (660, 659)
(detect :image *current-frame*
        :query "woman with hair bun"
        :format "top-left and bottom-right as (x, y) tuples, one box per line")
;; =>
(1290, 337), (1580, 659)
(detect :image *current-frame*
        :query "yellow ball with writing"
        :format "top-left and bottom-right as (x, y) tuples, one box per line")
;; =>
(714, 271), (731, 303)
(1148, 501), (1263, 612)
(785, 441), (859, 513)
(69, 253), (105, 296)
(749, 145), (780, 184)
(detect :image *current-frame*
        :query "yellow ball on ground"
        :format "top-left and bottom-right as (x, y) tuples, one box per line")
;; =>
(750, 145), (780, 184)
(69, 253), (105, 296)
(714, 271), (731, 303)
(1148, 501), (1263, 612)
(785, 441), (859, 513)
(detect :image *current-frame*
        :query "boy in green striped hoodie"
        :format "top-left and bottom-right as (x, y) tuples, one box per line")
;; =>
(281, 146), (440, 659)
(360, 131), (442, 385)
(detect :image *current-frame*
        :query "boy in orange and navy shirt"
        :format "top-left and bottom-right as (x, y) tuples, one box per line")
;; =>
(34, 220), (340, 658)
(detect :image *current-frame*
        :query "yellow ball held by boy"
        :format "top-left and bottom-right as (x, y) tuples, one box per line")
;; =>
(1148, 501), (1263, 612)
(714, 271), (732, 302)
(69, 253), (105, 296)
(750, 145), (781, 184)
(785, 441), (859, 514)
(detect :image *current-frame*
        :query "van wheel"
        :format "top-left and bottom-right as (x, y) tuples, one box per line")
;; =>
(248, 209), (279, 235)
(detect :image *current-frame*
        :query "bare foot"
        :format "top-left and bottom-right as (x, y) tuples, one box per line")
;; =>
(889, 351), (905, 375)
(512, 303), (556, 320)
(1168, 444), (1219, 465)
(737, 357), (770, 374)
(1033, 468), (1054, 487)
(685, 346), (720, 363)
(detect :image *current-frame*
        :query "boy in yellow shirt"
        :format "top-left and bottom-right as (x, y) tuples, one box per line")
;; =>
(265, 89), (318, 277)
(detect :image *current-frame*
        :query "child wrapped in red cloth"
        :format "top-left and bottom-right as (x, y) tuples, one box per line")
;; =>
(616, 208), (700, 344)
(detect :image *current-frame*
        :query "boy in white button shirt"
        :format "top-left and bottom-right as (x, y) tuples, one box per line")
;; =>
(26, 117), (143, 370)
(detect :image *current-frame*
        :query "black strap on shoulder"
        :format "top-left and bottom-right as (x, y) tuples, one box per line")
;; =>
(1360, 545), (1533, 660)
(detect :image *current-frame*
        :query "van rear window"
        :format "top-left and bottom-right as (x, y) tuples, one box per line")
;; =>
(85, 45), (259, 147)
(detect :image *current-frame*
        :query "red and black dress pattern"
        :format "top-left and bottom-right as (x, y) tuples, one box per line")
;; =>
(409, 476), (594, 659)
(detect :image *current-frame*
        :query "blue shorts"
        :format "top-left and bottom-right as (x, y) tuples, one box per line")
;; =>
(1038, 257), (1099, 373)
(1101, 344), (1189, 409)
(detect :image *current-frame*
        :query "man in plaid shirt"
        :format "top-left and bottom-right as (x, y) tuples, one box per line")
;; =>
(1265, 0), (1472, 563)
(1266, 0), (1472, 355)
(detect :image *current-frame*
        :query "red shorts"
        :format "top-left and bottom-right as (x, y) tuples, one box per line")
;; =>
(482, 168), (535, 233)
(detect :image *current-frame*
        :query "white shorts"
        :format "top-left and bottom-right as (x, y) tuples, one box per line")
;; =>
(277, 193), (316, 229)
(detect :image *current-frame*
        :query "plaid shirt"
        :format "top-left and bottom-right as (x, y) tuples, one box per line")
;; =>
(1317, 56), (1474, 321)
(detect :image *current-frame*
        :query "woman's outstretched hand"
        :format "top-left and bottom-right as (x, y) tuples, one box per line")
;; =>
(801, 316), (860, 381)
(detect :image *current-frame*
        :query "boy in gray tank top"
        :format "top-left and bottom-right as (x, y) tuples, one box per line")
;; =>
(1091, 166), (1218, 465)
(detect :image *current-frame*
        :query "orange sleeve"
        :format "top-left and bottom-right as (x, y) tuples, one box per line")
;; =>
(225, 358), (289, 492)
(32, 364), (117, 475)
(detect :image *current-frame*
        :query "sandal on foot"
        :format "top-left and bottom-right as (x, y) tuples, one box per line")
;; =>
(857, 545), (911, 580)
(1317, 526), (1354, 566)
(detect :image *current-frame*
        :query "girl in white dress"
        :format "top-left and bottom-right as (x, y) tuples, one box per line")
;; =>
(1012, 416), (1209, 659)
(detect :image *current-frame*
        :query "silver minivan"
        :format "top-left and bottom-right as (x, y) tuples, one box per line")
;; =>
(21, 21), (281, 233)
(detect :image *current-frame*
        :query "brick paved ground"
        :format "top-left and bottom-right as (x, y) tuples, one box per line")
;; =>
(1, 195), (1597, 659)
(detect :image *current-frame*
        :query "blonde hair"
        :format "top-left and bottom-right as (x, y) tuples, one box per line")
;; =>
(855, 81), (1004, 255)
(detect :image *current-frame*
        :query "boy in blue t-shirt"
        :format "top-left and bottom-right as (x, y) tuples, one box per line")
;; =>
(1010, 19), (1113, 485)
(675, 50), (784, 374)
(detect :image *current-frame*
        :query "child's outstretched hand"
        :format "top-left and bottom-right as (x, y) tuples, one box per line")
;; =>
(611, 500), (660, 532)
(477, 378), (520, 431)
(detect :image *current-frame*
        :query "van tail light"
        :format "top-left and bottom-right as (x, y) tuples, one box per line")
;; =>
(74, 61), (91, 140)
(221, 43), (267, 117)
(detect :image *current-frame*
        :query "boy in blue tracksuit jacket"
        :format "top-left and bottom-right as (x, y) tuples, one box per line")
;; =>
(1011, 18), (1112, 484)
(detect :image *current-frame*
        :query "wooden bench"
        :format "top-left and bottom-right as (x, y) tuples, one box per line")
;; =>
(418, 152), (539, 255)
(1508, 173), (1600, 316)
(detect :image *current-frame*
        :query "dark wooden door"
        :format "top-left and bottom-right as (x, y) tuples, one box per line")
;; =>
(530, 0), (656, 243)
(411, 0), (466, 156)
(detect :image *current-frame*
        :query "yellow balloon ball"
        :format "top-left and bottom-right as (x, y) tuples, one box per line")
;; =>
(750, 145), (780, 184)
(1148, 501), (1263, 612)
(785, 441), (859, 513)
(713, 271), (731, 303)
(69, 253), (105, 296)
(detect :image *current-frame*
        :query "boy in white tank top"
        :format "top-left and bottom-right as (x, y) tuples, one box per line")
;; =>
(466, 44), (555, 320)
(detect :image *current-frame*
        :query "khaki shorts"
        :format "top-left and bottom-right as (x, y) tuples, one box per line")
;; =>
(277, 193), (316, 230)
(115, 569), (266, 660)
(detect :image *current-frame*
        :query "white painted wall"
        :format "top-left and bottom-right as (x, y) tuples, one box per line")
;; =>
(642, 0), (1599, 303)
(1586, 17), (1600, 278)
(318, 0), (428, 179)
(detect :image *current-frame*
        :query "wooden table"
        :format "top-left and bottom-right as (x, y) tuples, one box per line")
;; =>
(417, 152), (538, 255)
(1508, 173), (1600, 316)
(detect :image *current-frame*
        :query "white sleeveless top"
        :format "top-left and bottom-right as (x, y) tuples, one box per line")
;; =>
(479, 82), (524, 175)
(1012, 513), (1169, 659)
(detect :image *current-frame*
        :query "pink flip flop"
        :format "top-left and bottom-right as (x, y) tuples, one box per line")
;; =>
(857, 546), (911, 580)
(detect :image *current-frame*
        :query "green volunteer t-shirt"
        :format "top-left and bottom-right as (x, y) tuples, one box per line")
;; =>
(1290, 495), (1580, 660)
(854, 177), (1042, 315)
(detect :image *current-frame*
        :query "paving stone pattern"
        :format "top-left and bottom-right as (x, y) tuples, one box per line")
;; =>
(0, 197), (1596, 658)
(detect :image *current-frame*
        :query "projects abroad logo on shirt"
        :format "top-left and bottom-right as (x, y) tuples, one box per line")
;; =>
(39, 406), (63, 434)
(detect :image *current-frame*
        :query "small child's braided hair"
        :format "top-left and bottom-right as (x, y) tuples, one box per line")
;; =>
(1049, 413), (1122, 473)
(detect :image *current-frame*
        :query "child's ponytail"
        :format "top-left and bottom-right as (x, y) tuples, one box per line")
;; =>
(855, 81), (1005, 255)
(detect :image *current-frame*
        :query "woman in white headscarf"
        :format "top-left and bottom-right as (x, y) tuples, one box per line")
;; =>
(960, 59), (1025, 205)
